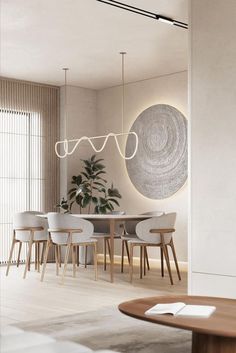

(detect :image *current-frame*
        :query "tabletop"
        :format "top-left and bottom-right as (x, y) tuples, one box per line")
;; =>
(39, 214), (153, 221)
(118, 295), (236, 338)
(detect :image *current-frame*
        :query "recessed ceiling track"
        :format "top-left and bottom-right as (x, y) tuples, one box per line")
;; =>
(96, 0), (188, 29)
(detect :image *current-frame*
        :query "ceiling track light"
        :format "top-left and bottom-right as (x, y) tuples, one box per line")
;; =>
(96, 0), (188, 29)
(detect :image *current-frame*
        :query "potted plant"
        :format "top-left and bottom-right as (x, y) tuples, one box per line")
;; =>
(57, 155), (122, 214)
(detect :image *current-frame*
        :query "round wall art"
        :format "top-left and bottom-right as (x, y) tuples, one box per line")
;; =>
(125, 104), (188, 199)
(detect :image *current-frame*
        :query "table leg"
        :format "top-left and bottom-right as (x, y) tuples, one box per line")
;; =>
(109, 219), (115, 283)
(192, 332), (236, 353)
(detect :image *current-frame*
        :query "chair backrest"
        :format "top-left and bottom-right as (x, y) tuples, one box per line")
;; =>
(92, 211), (125, 235)
(125, 211), (164, 235)
(13, 212), (48, 242)
(135, 213), (176, 244)
(47, 213), (94, 244)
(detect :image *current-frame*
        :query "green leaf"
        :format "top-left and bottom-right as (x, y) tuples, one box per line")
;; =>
(68, 187), (77, 194)
(96, 176), (107, 183)
(99, 206), (107, 214)
(69, 201), (75, 211)
(82, 194), (92, 208)
(94, 163), (105, 171)
(95, 171), (106, 176)
(93, 158), (104, 164)
(107, 198), (120, 206)
(108, 187), (121, 198)
(92, 196), (98, 204)
(85, 166), (93, 175)
(76, 194), (83, 206)
(92, 186), (101, 191)
(82, 159), (92, 167)
(91, 154), (96, 161)
(81, 172), (89, 179)
(99, 197), (107, 205)
(106, 203), (114, 211)
(93, 181), (106, 187)
(69, 191), (76, 200)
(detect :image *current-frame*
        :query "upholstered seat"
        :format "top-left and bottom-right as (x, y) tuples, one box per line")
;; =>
(120, 211), (164, 273)
(41, 213), (97, 283)
(6, 211), (48, 279)
(128, 213), (181, 285)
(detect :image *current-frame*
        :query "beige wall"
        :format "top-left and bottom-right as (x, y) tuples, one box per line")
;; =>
(60, 71), (188, 262)
(96, 71), (188, 261)
(60, 85), (97, 207)
(190, 0), (236, 298)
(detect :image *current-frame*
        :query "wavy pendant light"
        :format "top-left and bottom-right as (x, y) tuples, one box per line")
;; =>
(55, 54), (138, 160)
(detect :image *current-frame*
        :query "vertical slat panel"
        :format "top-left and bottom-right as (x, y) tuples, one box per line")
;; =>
(0, 77), (60, 264)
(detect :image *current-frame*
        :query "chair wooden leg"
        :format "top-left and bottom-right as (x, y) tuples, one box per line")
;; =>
(35, 243), (38, 270)
(24, 240), (34, 279)
(40, 240), (51, 282)
(17, 242), (22, 267)
(57, 245), (61, 267)
(37, 243), (40, 272)
(162, 244), (173, 285)
(140, 246), (143, 279)
(144, 247), (150, 270)
(121, 240), (124, 273)
(160, 248), (164, 277)
(72, 245), (76, 277)
(55, 245), (59, 276)
(40, 242), (46, 265)
(6, 234), (16, 276)
(104, 238), (107, 271)
(85, 245), (87, 268)
(61, 244), (71, 284)
(130, 244), (134, 283)
(107, 238), (111, 261)
(93, 243), (98, 281)
(77, 245), (79, 267)
(27, 240), (31, 271)
(170, 239), (181, 280)
(125, 240), (130, 263)
(144, 247), (146, 276)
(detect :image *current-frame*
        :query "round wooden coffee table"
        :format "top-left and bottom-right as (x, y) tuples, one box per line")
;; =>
(118, 295), (236, 353)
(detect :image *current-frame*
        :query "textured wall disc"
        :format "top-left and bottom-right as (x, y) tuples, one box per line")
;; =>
(125, 104), (188, 199)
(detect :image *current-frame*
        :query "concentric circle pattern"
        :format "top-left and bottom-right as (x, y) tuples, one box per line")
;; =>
(125, 104), (188, 199)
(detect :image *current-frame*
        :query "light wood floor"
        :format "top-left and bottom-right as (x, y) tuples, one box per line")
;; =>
(0, 260), (187, 327)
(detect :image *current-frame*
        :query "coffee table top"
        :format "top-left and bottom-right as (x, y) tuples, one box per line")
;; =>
(118, 295), (236, 337)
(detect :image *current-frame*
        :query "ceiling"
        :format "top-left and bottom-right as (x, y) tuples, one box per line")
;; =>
(0, 0), (188, 89)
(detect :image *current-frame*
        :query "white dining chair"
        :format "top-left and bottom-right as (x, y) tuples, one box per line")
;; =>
(92, 211), (125, 271)
(128, 213), (181, 285)
(121, 211), (164, 273)
(41, 213), (97, 283)
(6, 211), (48, 279)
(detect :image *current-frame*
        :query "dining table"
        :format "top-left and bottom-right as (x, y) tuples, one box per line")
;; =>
(72, 214), (153, 283)
(40, 213), (154, 283)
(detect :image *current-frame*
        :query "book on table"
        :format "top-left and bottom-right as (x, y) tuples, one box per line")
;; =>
(145, 302), (216, 318)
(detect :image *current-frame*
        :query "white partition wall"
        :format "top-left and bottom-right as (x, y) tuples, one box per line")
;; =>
(189, 0), (236, 298)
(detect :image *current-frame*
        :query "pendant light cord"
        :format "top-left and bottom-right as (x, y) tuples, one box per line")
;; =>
(63, 68), (69, 140)
(120, 52), (126, 134)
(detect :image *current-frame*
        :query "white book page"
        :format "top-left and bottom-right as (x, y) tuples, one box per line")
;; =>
(145, 302), (186, 316)
(176, 305), (216, 318)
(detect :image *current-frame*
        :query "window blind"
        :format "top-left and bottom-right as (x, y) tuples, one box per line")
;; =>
(0, 77), (60, 264)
